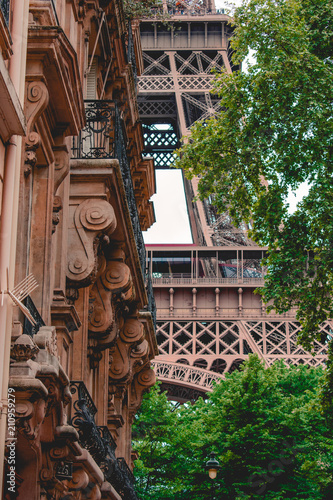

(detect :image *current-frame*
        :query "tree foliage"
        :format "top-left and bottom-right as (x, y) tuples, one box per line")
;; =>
(123, 0), (163, 20)
(175, 0), (333, 347)
(133, 357), (333, 499)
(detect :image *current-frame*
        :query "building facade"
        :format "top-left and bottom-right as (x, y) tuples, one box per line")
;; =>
(0, 0), (157, 498)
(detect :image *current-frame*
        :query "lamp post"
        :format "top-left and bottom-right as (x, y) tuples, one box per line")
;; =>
(205, 452), (221, 479)
(205, 452), (221, 500)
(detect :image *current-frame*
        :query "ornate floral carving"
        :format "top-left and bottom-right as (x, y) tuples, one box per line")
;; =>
(11, 334), (39, 362)
(67, 199), (117, 286)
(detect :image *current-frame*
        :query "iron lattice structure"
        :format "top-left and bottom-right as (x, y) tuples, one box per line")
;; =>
(139, 5), (330, 402)
(146, 246), (330, 402)
(138, 5), (247, 245)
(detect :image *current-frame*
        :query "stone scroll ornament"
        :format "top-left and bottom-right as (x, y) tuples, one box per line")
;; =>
(109, 318), (144, 382)
(88, 258), (133, 342)
(24, 81), (49, 176)
(129, 367), (156, 421)
(53, 144), (70, 193)
(67, 199), (117, 287)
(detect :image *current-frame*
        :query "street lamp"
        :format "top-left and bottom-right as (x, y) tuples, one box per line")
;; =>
(205, 452), (221, 480)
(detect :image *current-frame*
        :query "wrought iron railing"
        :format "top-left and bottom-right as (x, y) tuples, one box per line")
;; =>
(71, 100), (146, 280)
(98, 426), (118, 480)
(23, 296), (45, 337)
(168, 7), (226, 15)
(127, 22), (138, 90)
(145, 274), (157, 329)
(69, 381), (104, 462)
(72, 100), (115, 160)
(1, 0), (9, 25)
(113, 103), (146, 278)
(69, 381), (138, 499)
(117, 457), (135, 486)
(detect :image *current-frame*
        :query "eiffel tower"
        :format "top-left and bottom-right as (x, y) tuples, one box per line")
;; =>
(138, 0), (330, 402)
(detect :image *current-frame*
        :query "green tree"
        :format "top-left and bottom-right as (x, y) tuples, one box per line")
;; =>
(175, 0), (333, 346)
(133, 358), (333, 499)
(123, 0), (164, 20)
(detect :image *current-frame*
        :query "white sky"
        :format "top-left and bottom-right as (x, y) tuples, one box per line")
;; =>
(142, 0), (308, 245)
(144, 169), (193, 243)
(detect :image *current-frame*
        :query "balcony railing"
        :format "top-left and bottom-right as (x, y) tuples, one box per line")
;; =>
(71, 100), (146, 283)
(146, 275), (157, 329)
(69, 382), (138, 499)
(1, 0), (9, 25)
(23, 296), (45, 337)
(127, 23), (138, 90)
(69, 381), (104, 462)
(117, 457), (135, 486)
(151, 275), (265, 286)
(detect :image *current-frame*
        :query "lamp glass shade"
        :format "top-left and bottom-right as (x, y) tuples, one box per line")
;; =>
(208, 468), (217, 480)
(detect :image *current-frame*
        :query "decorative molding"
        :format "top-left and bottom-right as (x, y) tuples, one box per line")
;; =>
(67, 199), (117, 287)
(10, 334), (40, 362)
(24, 80), (49, 175)
(88, 252), (133, 340)
(52, 195), (63, 234)
(108, 319), (143, 382)
(129, 367), (156, 421)
(53, 144), (70, 193)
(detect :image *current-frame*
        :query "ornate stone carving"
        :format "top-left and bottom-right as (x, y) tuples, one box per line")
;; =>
(67, 199), (117, 287)
(130, 339), (149, 373)
(129, 367), (156, 421)
(40, 445), (71, 498)
(109, 318), (144, 382)
(54, 144), (70, 193)
(16, 398), (46, 440)
(11, 334), (39, 362)
(52, 195), (63, 233)
(24, 80), (49, 174)
(119, 318), (143, 344)
(40, 446), (103, 500)
(88, 252), (133, 342)
(34, 325), (58, 357)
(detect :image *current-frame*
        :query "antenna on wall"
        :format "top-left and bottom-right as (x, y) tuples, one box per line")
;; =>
(2, 270), (39, 326)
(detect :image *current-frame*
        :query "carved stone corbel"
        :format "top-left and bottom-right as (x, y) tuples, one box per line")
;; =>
(88, 250), (133, 342)
(24, 80), (49, 176)
(40, 445), (72, 498)
(129, 339), (149, 375)
(67, 199), (117, 287)
(53, 144), (70, 193)
(52, 195), (63, 234)
(10, 334), (48, 441)
(108, 318), (144, 382)
(129, 367), (156, 422)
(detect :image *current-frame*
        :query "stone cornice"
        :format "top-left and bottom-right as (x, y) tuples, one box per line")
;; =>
(27, 25), (85, 137)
